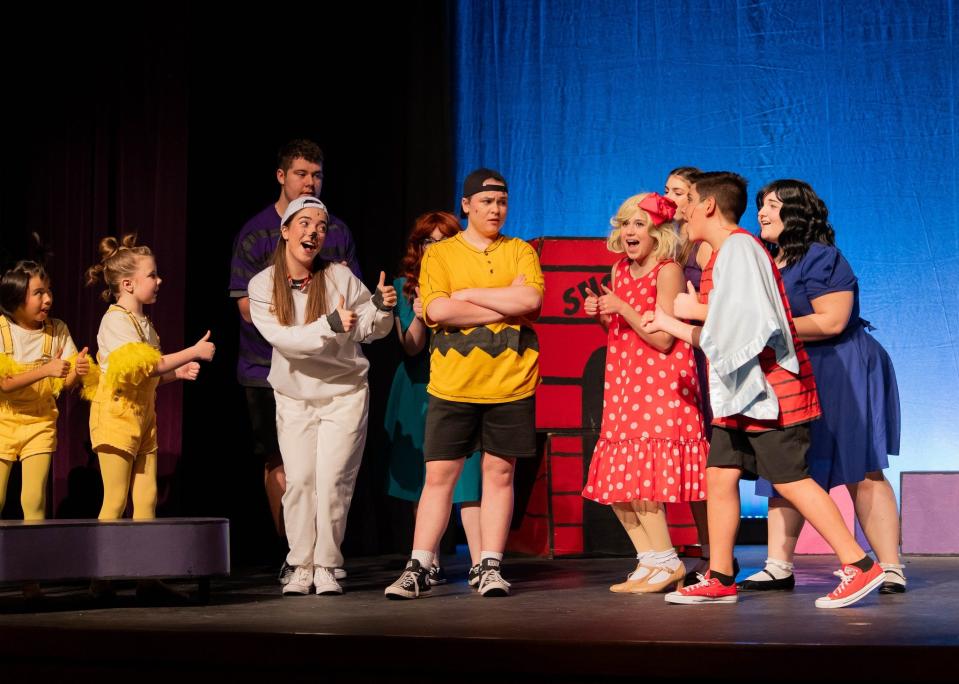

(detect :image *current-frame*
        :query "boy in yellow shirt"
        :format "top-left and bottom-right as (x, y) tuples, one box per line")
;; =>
(385, 169), (544, 599)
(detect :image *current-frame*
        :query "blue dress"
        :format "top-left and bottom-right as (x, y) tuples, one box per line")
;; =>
(757, 243), (901, 496)
(384, 277), (482, 503)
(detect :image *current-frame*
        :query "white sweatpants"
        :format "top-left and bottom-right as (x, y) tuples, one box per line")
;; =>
(275, 386), (369, 568)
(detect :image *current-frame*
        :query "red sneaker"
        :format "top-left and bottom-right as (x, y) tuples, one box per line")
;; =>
(665, 571), (738, 604)
(815, 562), (884, 609)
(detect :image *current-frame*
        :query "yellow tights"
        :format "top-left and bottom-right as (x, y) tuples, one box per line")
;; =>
(0, 453), (53, 520)
(97, 447), (157, 520)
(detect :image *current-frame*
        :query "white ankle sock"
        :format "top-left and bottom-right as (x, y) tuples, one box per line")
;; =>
(879, 562), (906, 583)
(481, 551), (504, 566)
(745, 558), (793, 582)
(645, 550), (682, 583)
(411, 550), (435, 569)
(651, 549), (681, 571)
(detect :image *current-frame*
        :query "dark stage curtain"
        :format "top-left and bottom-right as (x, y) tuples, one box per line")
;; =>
(2, 6), (455, 562)
(2, 29), (189, 518)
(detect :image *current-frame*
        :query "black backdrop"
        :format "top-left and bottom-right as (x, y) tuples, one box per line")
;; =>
(1, 5), (455, 563)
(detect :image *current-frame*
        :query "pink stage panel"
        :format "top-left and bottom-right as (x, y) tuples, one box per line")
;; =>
(901, 472), (959, 555)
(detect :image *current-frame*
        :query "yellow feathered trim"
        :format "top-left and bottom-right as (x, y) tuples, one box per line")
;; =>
(0, 355), (24, 414)
(105, 342), (161, 388)
(0, 354), (21, 380)
(76, 355), (101, 401)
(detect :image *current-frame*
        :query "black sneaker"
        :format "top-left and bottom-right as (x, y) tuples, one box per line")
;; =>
(427, 565), (448, 586)
(684, 556), (740, 587)
(384, 559), (432, 599)
(478, 558), (511, 597)
(467, 563), (481, 589)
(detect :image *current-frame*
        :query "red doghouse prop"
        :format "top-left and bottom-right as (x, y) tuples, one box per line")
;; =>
(508, 237), (698, 558)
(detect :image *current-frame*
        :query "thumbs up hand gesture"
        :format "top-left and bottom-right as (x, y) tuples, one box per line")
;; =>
(75, 347), (90, 376)
(335, 296), (357, 332)
(583, 287), (600, 317)
(673, 281), (701, 321)
(44, 347), (71, 378)
(376, 271), (397, 310)
(193, 330), (216, 361)
(597, 283), (625, 316)
(412, 286), (424, 320)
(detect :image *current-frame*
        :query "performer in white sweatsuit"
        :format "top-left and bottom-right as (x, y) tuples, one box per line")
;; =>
(248, 196), (395, 596)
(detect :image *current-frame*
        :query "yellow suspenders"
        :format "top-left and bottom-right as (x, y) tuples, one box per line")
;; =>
(107, 305), (151, 344)
(0, 314), (55, 361)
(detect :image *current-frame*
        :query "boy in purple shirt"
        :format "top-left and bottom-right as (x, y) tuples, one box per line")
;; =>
(229, 139), (360, 583)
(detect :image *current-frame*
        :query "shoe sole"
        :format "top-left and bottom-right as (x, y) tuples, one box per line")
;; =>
(384, 591), (424, 600)
(737, 577), (795, 592)
(815, 572), (885, 608)
(282, 588), (312, 596)
(665, 593), (737, 604)
(384, 587), (430, 600)
(315, 588), (343, 595)
(879, 582), (906, 594)
(479, 588), (510, 597)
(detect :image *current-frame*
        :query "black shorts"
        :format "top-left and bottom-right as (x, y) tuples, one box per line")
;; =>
(424, 395), (537, 461)
(244, 386), (281, 464)
(707, 424), (811, 485)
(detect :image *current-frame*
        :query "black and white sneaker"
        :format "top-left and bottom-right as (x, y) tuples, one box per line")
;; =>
(478, 558), (511, 597)
(467, 563), (481, 589)
(879, 563), (907, 594)
(428, 565), (448, 586)
(278, 560), (295, 586)
(384, 559), (432, 600)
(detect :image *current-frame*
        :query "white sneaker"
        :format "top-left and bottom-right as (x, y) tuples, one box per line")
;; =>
(282, 565), (313, 596)
(333, 568), (347, 580)
(313, 566), (344, 595)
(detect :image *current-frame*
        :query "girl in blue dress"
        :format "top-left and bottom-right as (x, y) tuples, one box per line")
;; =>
(739, 180), (904, 593)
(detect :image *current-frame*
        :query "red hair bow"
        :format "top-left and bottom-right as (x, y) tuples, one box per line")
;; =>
(638, 193), (677, 225)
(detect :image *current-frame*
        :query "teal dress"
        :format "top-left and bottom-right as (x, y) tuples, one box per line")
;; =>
(384, 277), (482, 503)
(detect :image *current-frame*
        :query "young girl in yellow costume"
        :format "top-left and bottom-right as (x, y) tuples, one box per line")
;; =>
(84, 235), (215, 521)
(0, 261), (92, 521)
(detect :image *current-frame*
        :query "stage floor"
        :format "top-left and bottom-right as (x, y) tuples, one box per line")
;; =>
(1, 546), (955, 682)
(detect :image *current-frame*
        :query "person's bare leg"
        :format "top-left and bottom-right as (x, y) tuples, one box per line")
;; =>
(412, 459), (464, 555)
(479, 453), (515, 553)
(847, 472), (901, 565)
(766, 497), (804, 562)
(459, 502), (482, 566)
(775, 478), (866, 564)
(706, 467), (742, 576)
(264, 455), (286, 537)
(690, 500), (709, 545)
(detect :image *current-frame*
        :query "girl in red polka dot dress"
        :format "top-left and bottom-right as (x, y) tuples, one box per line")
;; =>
(583, 192), (709, 593)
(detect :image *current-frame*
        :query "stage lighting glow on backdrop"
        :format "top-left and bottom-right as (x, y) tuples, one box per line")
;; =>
(453, 0), (959, 517)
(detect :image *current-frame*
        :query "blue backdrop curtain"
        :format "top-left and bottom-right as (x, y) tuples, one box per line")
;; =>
(453, 0), (959, 515)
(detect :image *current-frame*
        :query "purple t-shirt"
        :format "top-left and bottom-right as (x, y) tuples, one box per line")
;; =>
(229, 203), (361, 386)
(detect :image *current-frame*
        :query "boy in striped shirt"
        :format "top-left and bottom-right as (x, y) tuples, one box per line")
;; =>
(641, 171), (883, 609)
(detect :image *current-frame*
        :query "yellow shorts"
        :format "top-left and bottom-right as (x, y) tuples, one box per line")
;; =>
(89, 388), (158, 458)
(0, 400), (58, 459)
